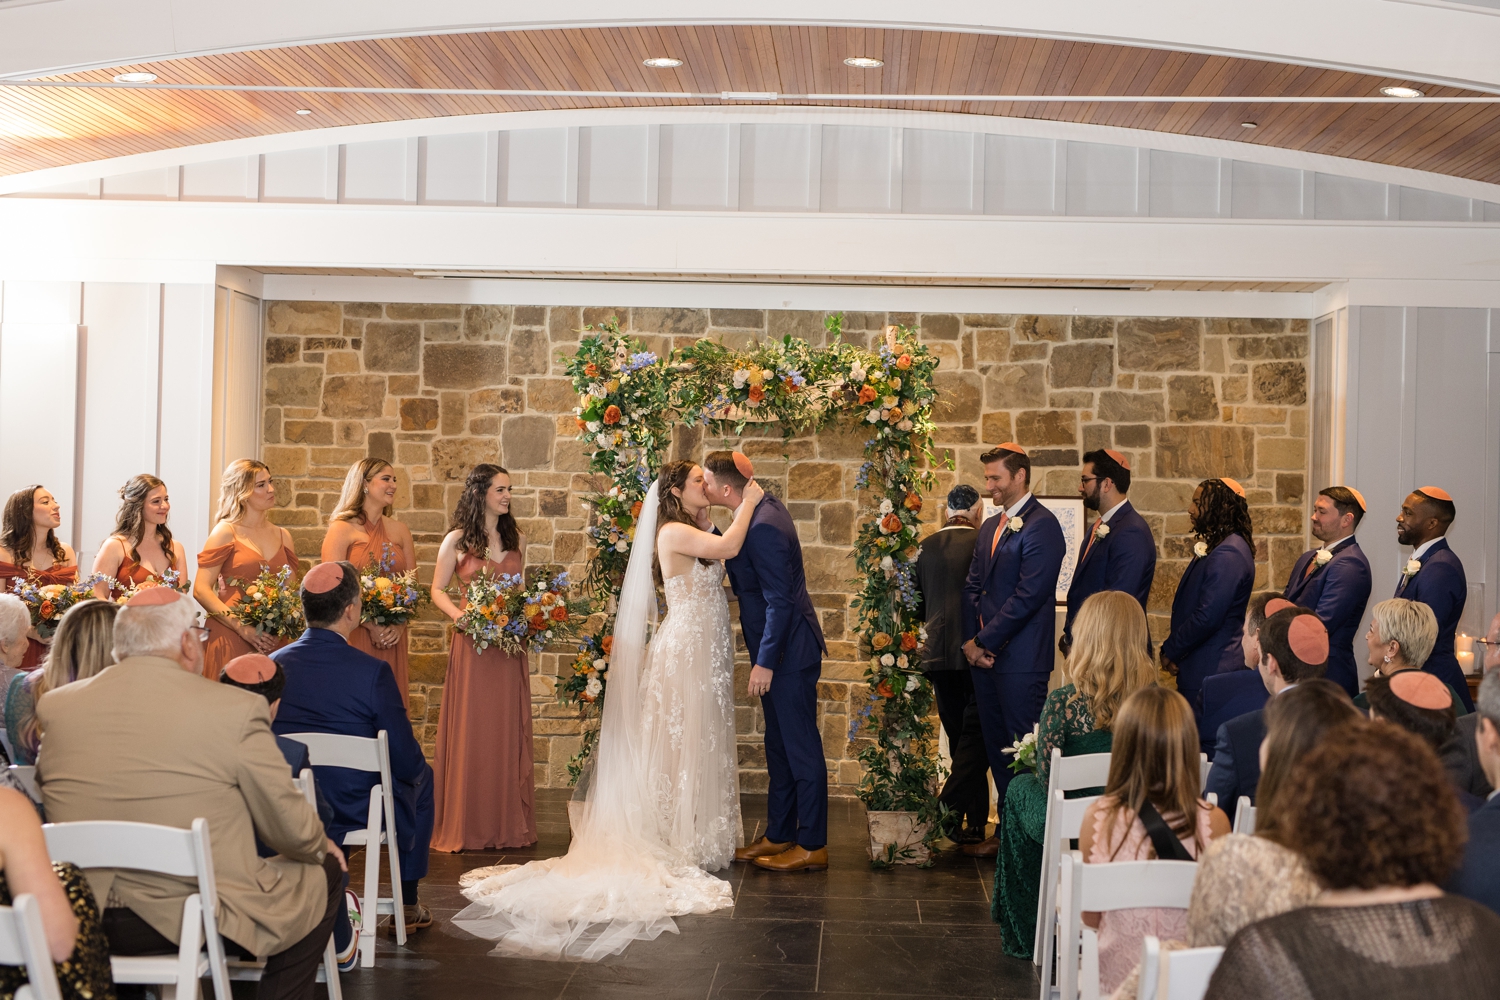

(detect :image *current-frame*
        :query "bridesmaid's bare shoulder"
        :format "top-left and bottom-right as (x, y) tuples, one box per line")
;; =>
(202, 520), (238, 547)
(385, 516), (415, 544)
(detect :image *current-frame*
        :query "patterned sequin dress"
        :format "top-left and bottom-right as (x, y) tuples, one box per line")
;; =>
(0, 863), (116, 1000)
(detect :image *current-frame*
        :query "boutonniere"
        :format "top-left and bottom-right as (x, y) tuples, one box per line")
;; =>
(1094, 523), (1111, 539)
(1314, 548), (1334, 567)
(1403, 558), (1422, 580)
(1193, 540), (1208, 558)
(1007, 516), (1024, 533)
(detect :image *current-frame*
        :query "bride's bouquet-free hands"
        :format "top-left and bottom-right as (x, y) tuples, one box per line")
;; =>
(14, 572), (108, 638)
(227, 564), (305, 639)
(358, 544), (423, 626)
(454, 569), (593, 654)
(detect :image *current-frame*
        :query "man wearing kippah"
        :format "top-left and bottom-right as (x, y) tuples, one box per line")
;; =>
(1282, 486), (1373, 697)
(914, 484), (991, 845)
(1062, 449), (1157, 656)
(1395, 487), (1473, 711)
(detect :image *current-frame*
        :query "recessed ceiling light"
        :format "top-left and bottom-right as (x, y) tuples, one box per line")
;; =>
(844, 56), (884, 68)
(642, 57), (683, 68)
(112, 72), (156, 83)
(1380, 86), (1424, 98)
(1240, 121), (1258, 129)
(295, 108), (313, 115)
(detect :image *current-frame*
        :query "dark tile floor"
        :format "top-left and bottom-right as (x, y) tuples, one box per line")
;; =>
(334, 790), (1038, 1000)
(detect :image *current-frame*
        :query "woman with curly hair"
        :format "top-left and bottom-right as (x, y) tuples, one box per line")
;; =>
(429, 464), (535, 851)
(0, 485), (77, 669)
(1205, 722), (1500, 998)
(1161, 478), (1256, 713)
(91, 474), (189, 601)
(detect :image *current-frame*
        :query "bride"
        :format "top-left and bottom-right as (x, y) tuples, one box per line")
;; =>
(453, 460), (764, 961)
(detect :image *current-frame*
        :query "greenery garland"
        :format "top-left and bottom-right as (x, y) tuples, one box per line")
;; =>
(561, 315), (952, 847)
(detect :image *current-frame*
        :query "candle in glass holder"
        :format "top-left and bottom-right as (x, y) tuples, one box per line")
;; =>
(1456, 633), (1476, 674)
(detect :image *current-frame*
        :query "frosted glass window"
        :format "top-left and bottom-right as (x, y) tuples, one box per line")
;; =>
(902, 129), (975, 214)
(502, 129), (570, 206)
(820, 126), (893, 212)
(659, 125), (731, 210)
(422, 132), (492, 205)
(740, 124), (815, 211)
(983, 135), (1055, 214)
(1314, 174), (1387, 220)
(1066, 142), (1137, 217)
(1399, 187), (1471, 222)
(579, 126), (650, 209)
(1230, 160), (1303, 218)
(1148, 150), (1219, 218)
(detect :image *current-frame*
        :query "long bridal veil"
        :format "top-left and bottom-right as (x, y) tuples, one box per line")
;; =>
(452, 481), (734, 961)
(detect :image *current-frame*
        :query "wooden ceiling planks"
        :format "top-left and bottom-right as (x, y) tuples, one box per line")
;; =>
(0, 24), (1498, 183)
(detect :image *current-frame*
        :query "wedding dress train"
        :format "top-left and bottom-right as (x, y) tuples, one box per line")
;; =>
(452, 483), (742, 961)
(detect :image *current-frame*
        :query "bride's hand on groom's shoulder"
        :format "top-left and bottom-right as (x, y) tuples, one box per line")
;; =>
(741, 479), (765, 509)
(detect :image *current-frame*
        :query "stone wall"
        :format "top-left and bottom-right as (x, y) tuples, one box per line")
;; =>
(260, 302), (1311, 792)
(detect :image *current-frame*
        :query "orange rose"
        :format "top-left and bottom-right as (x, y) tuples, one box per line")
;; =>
(550, 606), (569, 622)
(886, 406), (903, 422)
(631, 501), (643, 518)
(896, 354), (913, 370)
(876, 679), (895, 699)
(603, 405), (622, 425)
(39, 600), (54, 619)
(748, 384), (766, 403)
(900, 632), (918, 651)
(903, 493), (922, 511)
(540, 592), (557, 606)
(529, 613), (547, 630)
(575, 417), (587, 431)
(880, 512), (903, 534)
(784, 378), (799, 392)
(857, 385), (878, 404)
(601, 635), (613, 654)
(584, 362), (600, 377)
(872, 632), (892, 649)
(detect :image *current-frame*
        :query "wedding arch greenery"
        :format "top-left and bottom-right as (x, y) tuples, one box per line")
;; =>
(558, 314), (952, 845)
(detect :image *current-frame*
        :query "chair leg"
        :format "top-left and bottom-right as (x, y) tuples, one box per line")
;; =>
(322, 934), (344, 1000)
(383, 784), (407, 947)
(360, 787), (383, 968)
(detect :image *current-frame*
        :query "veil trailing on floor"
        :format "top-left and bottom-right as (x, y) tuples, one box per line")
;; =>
(452, 481), (734, 961)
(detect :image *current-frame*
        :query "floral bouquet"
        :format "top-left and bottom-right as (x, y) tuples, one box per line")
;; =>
(673, 336), (822, 437)
(14, 574), (105, 638)
(454, 569), (591, 655)
(559, 629), (612, 706)
(358, 545), (422, 627)
(228, 565), (305, 638)
(113, 568), (184, 604)
(1002, 725), (1040, 774)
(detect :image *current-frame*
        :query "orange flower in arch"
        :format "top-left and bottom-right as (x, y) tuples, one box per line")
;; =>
(876, 679), (895, 699)
(880, 513), (903, 534)
(584, 362), (600, 378)
(631, 500), (643, 518)
(603, 405), (622, 425)
(550, 605), (569, 622)
(903, 493), (922, 511)
(857, 385), (878, 404)
(529, 613), (547, 630)
(896, 354), (913, 370)
(601, 635), (613, 654)
(900, 632), (918, 651)
(748, 384), (766, 403)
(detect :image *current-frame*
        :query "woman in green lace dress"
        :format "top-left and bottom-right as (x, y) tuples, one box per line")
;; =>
(992, 591), (1158, 958)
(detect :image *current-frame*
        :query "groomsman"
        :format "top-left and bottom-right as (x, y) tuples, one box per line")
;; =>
(962, 443), (1065, 857)
(1283, 486), (1373, 697)
(1395, 486), (1473, 711)
(1062, 449), (1157, 655)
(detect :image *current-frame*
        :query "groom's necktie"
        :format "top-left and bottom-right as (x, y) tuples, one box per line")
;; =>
(988, 512), (1009, 558)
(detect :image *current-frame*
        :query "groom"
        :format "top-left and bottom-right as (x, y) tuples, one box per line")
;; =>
(702, 450), (830, 872)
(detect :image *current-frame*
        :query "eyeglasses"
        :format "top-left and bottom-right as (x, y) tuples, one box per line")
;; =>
(1474, 638), (1500, 649)
(188, 625), (210, 644)
(1079, 476), (1100, 485)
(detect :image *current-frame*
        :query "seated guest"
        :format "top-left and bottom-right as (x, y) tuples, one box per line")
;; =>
(1365, 670), (1478, 810)
(992, 591), (1157, 958)
(0, 784), (115, 1000)
(1077, 686), (1230, 996)
(272, 561), (435, 931)
(4, 600), (118, 765)
(1204, 723), (1500, 998)
(1449, 669), (1500, 914)
(1198, 592), (1280, 756)
(1452, 610), (1500, 799)
(1357, 597), (1467, 715)
(0, 593), (29, 760)
(36, 588), (345, 1000)
(1206, 605), (1329, 824)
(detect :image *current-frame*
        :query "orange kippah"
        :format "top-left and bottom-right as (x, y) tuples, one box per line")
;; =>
(1287, 614), (1329, 664)
(1103, 449), (1131, 471)
(1390, 669), (1452, 710)
(1417, 486), (1453, 503)
(732, 451), (755, 479)
(223, 653), (277, 683)
(1346, 486), (1367, 511)
(997, 442), (1027, 455)
(1265, 598), (1296, 617)
(303, 562), (344, 594)
(125, 586), (183, 607)
(1219, 477), (1246, 498)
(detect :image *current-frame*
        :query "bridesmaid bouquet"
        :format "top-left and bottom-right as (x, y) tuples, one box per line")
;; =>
(1002, 725), (1040, 775)
(13, 574), (105, 638)
(228, 565), (305, 638)
(113, 568), (184, 603)
(455, 569), (591, 655)
(358, 545), (422, 626)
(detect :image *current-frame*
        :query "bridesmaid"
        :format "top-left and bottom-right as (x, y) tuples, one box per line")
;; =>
(92, 474), (190, 600)
(192, 459), (300, 680)
(430, 463), (537, 851)
(322, 458), (417, 708)
(0, 485), (78, 668)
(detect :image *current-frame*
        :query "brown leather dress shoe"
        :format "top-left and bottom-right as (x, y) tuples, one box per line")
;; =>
(735, 836), (793, 862)
(752, 846), (829, 872)
(962, 836), (999, 858)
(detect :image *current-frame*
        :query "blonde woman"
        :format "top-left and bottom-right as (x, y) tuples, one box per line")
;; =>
(321, 459), (417, 706)
(92, 474), (189, 600)
(193, 460), (299, 679)
(2, 599), (119, 766)
(992, 590), (1159, 959)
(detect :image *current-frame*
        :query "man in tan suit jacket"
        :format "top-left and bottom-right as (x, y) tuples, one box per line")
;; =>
(36, 587), (344, 1000)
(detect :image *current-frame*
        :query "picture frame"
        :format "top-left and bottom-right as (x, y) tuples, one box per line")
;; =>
(981, 494), (1086, 606)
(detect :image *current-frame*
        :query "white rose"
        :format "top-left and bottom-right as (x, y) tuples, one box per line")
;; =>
(890, 377), (902, 390)
(1194, 541), (1209, 558)
(897, 419), (913, 431)
(1094, 523), (1110, 538)
(733, 369), (749, 388)
(904, 673), (919, 693)
(880, 555), (894, 572)
(1008, 516), (1024, 533)
(897, 654), (908, 668)
(1404, 558), (1422, 578)
(1314, 548), (1334, 566)
(879, 499), (894, 515)
(593, 658), (606, 670)
(880, 653), (895, 666)
(866, 410), (880, 423)
(614, 540), (629, 553)
(850, 363), (866, 382)
(587, 421), (601, 432)
(585, 678), (603, 697)
(596, 433), (611, 446)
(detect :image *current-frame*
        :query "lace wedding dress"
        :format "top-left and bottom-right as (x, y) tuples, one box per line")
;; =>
(452, 482), (741, 961)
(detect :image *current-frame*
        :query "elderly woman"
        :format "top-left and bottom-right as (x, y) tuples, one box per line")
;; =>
(3, 600), (119, 766)
(0, 594), (29, 764)
(1357, 598), (1468, 714)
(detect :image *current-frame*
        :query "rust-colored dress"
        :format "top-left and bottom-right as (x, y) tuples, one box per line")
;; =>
(343, 517), (412, 709)
(105, 537), (188, 600)
(432, 550), (537, 851)
(196, 530), (299, 680)
(0, 561), (78, 668)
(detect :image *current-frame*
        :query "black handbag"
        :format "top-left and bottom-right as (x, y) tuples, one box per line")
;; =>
(1137, 800), (1196, 862)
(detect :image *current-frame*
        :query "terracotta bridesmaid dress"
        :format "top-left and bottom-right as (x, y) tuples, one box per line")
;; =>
(344, 517), (412, 709)
(432, 549), (537, 851)
(108, 539), (187, 600)
(0, 561), (78, 668)
(196, 529), (300, 680)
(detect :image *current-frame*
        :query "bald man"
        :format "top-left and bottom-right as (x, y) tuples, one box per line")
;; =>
(1396, 487), (1472, 711)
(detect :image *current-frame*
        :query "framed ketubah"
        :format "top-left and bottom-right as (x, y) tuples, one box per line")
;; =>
(980, 495), (1086, 606)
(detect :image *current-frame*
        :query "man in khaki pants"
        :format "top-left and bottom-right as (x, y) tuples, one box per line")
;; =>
(37, 587), (346, 1000)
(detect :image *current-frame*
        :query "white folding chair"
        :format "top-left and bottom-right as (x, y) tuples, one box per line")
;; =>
(1232, 797), (1256, 835)
(1198, 753), (1211, 792)
(1135, 936), (1223, 1000)
(1033, 749), (1111, 991)
(43, 818), (231, 1000)
(0, 893), (64, 1000)
(7, 765), (38, 801)
(1057, 852), (1199, 1000)
(282, 730), (406, 966)
(225, 769), (344, 998)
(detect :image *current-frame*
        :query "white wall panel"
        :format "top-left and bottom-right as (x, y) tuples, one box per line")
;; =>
(1230, 160), (1303, 218)
(160, 283), (216, 545)
(421, 131), (494, 205)
(740, 124), (817, 212)
(820, 126), (895, 213)
(658, 124), (733, 210)
(1148, 149), (1220, 218)
(501, 128), (571, 206)
(181, 157), (258, 201)
(100, 167), (178, 200)
(983, 134), (1055, 215)
(579, 125), (652, 209)
(1314, 173), (1387, 220)
(341, 138), (417, 204)
(902, 129), (977, 215)
(1399, 186), (1472, 222)
(0, 280), (79, 323)
(261, 147), (338, 203)
(1066, 141), (1138, 217)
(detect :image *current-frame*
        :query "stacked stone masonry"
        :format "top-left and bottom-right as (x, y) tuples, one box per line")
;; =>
(261, 302), (1311, 793)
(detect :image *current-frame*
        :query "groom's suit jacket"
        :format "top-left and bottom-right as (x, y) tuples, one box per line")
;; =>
(1282, 535), (1371, 696)
(725, 494), (827, 673)
(961, 494), (1065, 674)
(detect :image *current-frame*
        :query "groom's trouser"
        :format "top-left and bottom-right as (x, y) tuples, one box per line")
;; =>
(969, 666), (1050, 805)
(762, 663), (828, 850)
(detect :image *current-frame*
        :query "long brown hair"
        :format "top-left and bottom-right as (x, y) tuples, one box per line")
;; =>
(332, 458), (394, 524)
(1255, 679), (1362, 847)
(450, 464), (520, 557)
(1102, 686), (1205, 858)
(112, 474), (173, 561)
(215, 459), (271, 523)
(654, 460), (710, 584)
(2, 485), (65, 569)
(1066, 591), (1157, 731)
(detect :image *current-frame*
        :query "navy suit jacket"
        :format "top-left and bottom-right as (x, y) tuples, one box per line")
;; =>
(962, 495), (1065, 674)
(1205, 708), (1265, 825)
(1397, 537), (1473, 711)
(1063, 499), (1156, 646)
(1162, 534), (1256, 694)
(1198, 668), (1269, 759)
(1283, 537), (1372, 696)
(1448, 794), (1500, 916)
(271, 629), (431, 844)
(724, 495), (826, 673)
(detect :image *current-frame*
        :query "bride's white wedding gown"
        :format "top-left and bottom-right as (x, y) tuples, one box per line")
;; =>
(452, 489), (742, 961)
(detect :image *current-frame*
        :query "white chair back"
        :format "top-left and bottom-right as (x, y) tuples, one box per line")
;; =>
(1232, 797), (1256, 835)
(1154, 942), (1223, 1000)
(1198, 753), (1210, 792)
(0, 894), (64, 1000)
(1033, 748), (1111, 994)
(1059, 853), (1198, 1000)
(7, 765), (38, 801)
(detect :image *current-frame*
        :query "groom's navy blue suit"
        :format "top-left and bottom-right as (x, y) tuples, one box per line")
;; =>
(725, 494), (829, 850)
